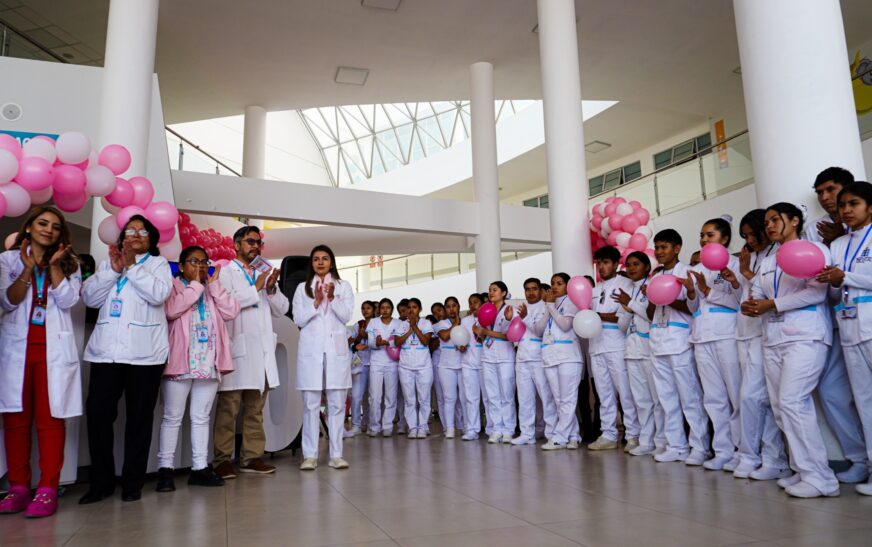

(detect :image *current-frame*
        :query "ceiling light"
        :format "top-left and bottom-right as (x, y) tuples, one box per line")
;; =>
(361, 0), (401, 10)
(335, 67), (370, 86)
(585, 140), (611, 153)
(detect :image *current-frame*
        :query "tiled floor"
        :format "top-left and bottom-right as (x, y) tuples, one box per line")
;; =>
(3, 433), (872, 546)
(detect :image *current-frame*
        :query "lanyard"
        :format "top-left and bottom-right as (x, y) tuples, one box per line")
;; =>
(234, 260), (257, 286)
(547, 296), (567, 333)
(631, 279), (647, 302)
(843, 224), (872, 273)
(657, 267), (674, 323)
(33, 267), (46, 304)
(116, 255), (150, 294)
(182, 279), (206, 321)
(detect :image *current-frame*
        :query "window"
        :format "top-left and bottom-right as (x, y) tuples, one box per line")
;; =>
(654, 150), (673, 170)
(588, 175), (604, 196)
(522, 194), (549, 208)
(622, 161), (642, 182)
(539, 194), (549, 209)
(653, 132), (713, 171)
(602, 169), (623, 192)
(523, 197), (539, 208)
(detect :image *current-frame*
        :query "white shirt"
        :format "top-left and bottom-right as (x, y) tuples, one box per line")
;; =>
(460, 314), (483, 370)
(348, 321), (371, 366)
(648, 262), (694, 357)
(687, 256), (741, 344)
(398, 319), (434, 370)
(618, 278), (652, 360)
(828, 225), (872, 346)
(480, 303), (516, 363)
(434, 318), (462, 369)
(83, 253), (172, 366)
(803, 214), (845, 245)
(589, 275), (634, 355)
(367, 317), (401, 366)
(532, 296), (583, 367)
(736, 246), (774, 341)
(516, 300), (546, 363)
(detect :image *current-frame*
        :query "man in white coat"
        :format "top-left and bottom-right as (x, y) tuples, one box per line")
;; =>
(212, 227), (287, 479)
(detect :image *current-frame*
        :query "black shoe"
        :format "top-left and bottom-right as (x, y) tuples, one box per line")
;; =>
(156, 467), (176, 492)
(188, 466), (225, 487)
(78, 487), (113, 505)
(121, 490), (141, 502)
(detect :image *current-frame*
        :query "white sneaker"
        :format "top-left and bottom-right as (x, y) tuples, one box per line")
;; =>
(703, 455), (732, 471)
(382, 429), (393, 438)
(328, 458), (350, 470)
(541, 440), (566, 451)
(624, 438), (640, 453)
(510, 436), (536, 446)
(408, 430), (418, 439)
(685, 449), (710, 466)
(855, 479), (872, 496)
(567, 440), (580, 450)
(750, 465), (792, 481)
(654, 448), (689, 463)
(723, 454), (740, 472)
(343, 426), (362, 439)
(397, 426), (408, 435)
(587, 436), (618, 451)
(654, 445), (668, 455)
(732, 461), (758, 479)
(500, 434), (513, 444)
(461, 432), (479, 441)
(299, 458), (318, 471)
(836, 462), (869, 484)
(487, 433), (501, 444)
(445, 428), (456, 439)
(777, 473), (802, 489)
(785, 480), (839, 498)
(629, 444), (657, 456)
(366, 429), (379, 437)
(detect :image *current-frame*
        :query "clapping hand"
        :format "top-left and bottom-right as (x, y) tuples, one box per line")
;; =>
(207, 264), (222, 284)
(518, 303), (528, 318)
(265, 268), (280, 292)
(20, 239), (37, 269)
(49, 243), (72, 267)
(611, 288), (631, 306)
(109, 245), (124, 274)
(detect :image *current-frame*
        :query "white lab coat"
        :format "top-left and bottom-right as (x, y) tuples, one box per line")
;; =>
(292, 278), (353, 390)
(219, 261), (289, 392)
(83, 253), (172, 365)
(590, 276), (635, 355)
(687, 257), (742, 344)
(0, 251), (82, 418)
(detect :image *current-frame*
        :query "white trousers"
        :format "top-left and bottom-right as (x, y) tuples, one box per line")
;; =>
(433, 362), (445, 428)
(627, 357), (666, 450)
(399, 366), (433, 432)
(482, 360), (517, 436)
(368, 365), (398, 433)
(590, 351), (640, 441)
(437, 367), (465, 431)
(350, 366), (369, 428)
(396, 382), (407, 429)
(461, 367), (483, 435)
(737, 337), (786, 468)
(817, 335), (867, 464)
(302, 388), (346, 460)
(516, 360), (557, 440)
(695, 339), (742, 459)
(651, 349), (709, 453)
(840, 339), (872, 466)
(158, 378), (220, 470)
(544, 362), (582, 444)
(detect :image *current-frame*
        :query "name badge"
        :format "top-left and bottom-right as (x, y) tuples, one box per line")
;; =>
(655, 319), (668, 329)
(110, 298), (124, 317)
(196, 324), (210, 342)
(767, 312), (785, 323)
(485, 338), (494, 348)
(840, 306), (858, 320)
(543, 332), (555, 345)
(31, 306), (46, 326)
(410, 336), (418, 346)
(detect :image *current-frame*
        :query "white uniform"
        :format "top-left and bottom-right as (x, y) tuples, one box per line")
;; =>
(735, 246), (788, 470)
(397, 319), (435, 433)
(618, 278), (666, 452)
(590, 275), (639, 442)
(829, 226), (872, 475)
(515, 300), (557, 441)
(460, 314), (487, 436)
(0, 252), (82, 418)
(367, 317), (401, 433)
(348, 322), (370, 430)
(532, 296), (583, 445)
(435, 319), (465, 433)
(752, 243), (839, 494)
(688, 257), (742, 460)
(480, 304), (517, 437)
(292, 277), (350, 461)
(648, 262), (709, 455)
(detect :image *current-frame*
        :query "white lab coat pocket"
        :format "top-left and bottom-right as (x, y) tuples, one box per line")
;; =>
(86, 320), (111, 359)
(231, 334), (247, 359)
(129, 322), (161, 359)
(333, 330), (349, 357)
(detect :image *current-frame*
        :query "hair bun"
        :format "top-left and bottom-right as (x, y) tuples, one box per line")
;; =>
(797, 203), (809, 221)
(720, 214), (733, 224)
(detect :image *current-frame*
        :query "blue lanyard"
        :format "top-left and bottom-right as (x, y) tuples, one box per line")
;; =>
(547, 296), (567, 332)
(182, 279), (206, 321)
(33, 267), (46, 303)
(631, 279), (647, 302)
(234, 260), (257, 286)
(116, 255), (150, 294)
(772, 265), (783, 299)
(843, 225), (872, 273)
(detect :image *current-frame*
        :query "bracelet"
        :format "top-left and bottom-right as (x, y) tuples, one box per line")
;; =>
(14, 277), (31, 286)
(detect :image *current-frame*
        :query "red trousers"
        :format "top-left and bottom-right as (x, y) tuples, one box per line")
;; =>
(2, 342), (66, 489)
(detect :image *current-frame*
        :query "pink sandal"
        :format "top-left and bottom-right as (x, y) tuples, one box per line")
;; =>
(24, 487), (58, 518)
(0, 485), (31, 514)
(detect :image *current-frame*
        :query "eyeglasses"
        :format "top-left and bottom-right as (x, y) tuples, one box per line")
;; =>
(124, 229), (150, 237)
(185, 259), (212, 267)
(241, 238), (263, 247)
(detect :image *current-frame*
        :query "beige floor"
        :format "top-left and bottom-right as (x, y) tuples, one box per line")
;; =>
(3, 433), (872, 547)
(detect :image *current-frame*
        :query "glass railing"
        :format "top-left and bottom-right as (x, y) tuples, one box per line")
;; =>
(165, 127), (241, 177)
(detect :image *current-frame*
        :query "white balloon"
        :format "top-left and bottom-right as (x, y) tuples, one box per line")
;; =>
(634, 225), (654, 240)
(101, 196), (120, 214)
(616, 203), (634, 216)
(596, 203), (607, 217)
(159, 238), (182, 260)
(600, 217), (612, 236)
(573, 310), (603, 339)
(0, 149), (18, 183)
(55, 132), (91, 165)
(97, 214), (121, 245)
(85, 165), (116, 196)
(22, 137), (56, 163)
(449, 325), (470, 346)
(0, 182), (31, 217)
(615, 231), (631, 248)
(29, 186), (53, 205)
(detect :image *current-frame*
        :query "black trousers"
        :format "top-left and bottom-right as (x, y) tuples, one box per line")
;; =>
(85, 362), (164, 494)
(577, 374), (602, 442)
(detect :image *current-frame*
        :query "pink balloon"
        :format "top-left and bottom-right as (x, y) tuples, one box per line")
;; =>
(506, 316), (527, 343)
(629, 233), (648, 251)
(53, 190), (87, 213)
(591, 212), (603, 226)
(0, 135), (22, 160)
(29, 186), (53, 205)
(633, 208), (651, 225)
(619, 248), (633, 265)
(621, 215), (641, 234)
(84, 165), (116, 197)
(106, 177), (134, 207)
(612, 197), (626, 204)
(604, 203), (618, 217)
(604, 196), (616, 203)
(101, 196), (120, 214)
(179, 212), (191, 224)
(98, 144), (132, 176)
(129, 176), (154, 208)
(478, 303), (498, 328)
(629, 200), (642, 210)
(97, 215), (121, 245)
(145, 201), (179, 231)
(385, 338), (401, 361)
(608, 214), (624, 231)
(776, 240), (825, 279)
(4, 232), (17, 249)
(0, 192), (6, 218)
(647, 274), (682, 306)
(214, 258), (230, 267)
(607, 231), (620, 246)
(595, 203), (607, 217)
(159, 227), (175, 243)
(567, 276), (593, 310)
(14, 156), (54, 191)
(116, 205), (146, 229)
(595, 235), (607, 249)
(700, 243), (730, 271)
(0, 183), (31, 217)
(52, 164), (87, 195)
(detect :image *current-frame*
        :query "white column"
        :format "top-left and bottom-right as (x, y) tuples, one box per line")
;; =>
(734, 0), (866, 215)
(537, 0), (592, 276)
(242, 105), (267, 229)
(470, 62), (503, 290)
(90, 0), (160, 260)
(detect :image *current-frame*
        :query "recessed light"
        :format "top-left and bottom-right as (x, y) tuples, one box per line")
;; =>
(361, 0), (401, 10)
(585, 140), (611, 153)
(335, 66), (370, 86)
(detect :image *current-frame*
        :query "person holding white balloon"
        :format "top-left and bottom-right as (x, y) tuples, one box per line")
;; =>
(366, 298), (401, 437)
(435, 296), (466, 439)
(742, 202), (839, 498)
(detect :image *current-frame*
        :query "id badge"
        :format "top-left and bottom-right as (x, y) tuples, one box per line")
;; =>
(31, 305), (46, 326)
(110, 298), (123, 317)
(628, 322), (637, 335)
(485, 337), (494, 348)
(543, 332), (555, 345)
(840, 306), (858, 320)
(196, 325), (210, 342)
(410, 335), (418, 346)
(655, 318), (667, 329)
(768, 312), (785, 323)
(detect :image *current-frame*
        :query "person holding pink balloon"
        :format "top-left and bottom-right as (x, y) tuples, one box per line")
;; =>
(816, 181), (872, 496)
(475, 281), (518, 445)
(459, 293), (487, 440)
(434, 296), (466, 439)
(742, 203), (839, 498)
(587, 246), (640, 452)
(685, 217), (744, 472)
(394, 297), (435, 439)
(647, 229), (710, 466)
(366, 298), (401, 437)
